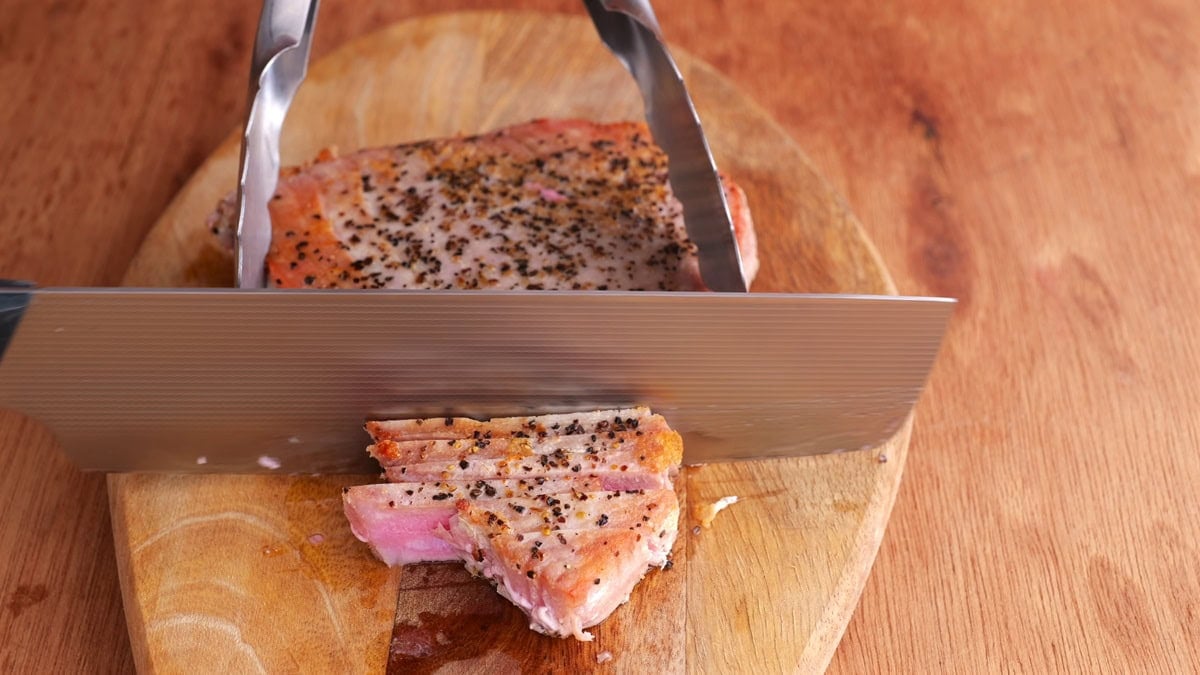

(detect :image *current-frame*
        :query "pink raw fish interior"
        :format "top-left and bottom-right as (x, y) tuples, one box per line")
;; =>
(343, 408), (683, 640)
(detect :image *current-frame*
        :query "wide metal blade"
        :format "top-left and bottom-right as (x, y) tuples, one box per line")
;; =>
(0, 289), (953, 473)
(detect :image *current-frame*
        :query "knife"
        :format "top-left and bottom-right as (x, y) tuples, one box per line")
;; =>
(0, 286), (952, 473)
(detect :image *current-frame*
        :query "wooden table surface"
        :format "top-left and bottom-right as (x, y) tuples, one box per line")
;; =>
(2, 1), (1197, 672)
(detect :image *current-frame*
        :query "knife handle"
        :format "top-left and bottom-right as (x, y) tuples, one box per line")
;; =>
(0, 280), (34, 361)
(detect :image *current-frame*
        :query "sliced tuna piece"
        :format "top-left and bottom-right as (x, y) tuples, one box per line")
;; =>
(365, 407), (664, 443)
(382, 463), (669, 490)
(343, 483), (676, 567)
(343, 408), (684, 639)
(367, 423), (678, 466)
(440, 494), (679, 640)
(369, 429), (681, 485)
(344, 476), (610, 564)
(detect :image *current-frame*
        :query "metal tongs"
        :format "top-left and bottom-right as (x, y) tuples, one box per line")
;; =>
(235, 0), (747, 292)
(582, 1), (746, 292)
(235, 0), (319, 289)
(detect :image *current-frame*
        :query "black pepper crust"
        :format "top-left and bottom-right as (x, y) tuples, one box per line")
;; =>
(241, 120), (731, 291)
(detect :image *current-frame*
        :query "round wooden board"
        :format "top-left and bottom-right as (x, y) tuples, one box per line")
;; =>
(110, 11), (909, 674)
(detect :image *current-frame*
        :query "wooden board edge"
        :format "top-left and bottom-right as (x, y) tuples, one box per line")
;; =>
(120, 142), (237, 288)
(107, 473), (155, 675)
(799, 416), (912, 672)
(685, 51), (909, 668)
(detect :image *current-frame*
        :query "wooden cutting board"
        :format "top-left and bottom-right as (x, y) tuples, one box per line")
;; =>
(109, 11), (909, 674)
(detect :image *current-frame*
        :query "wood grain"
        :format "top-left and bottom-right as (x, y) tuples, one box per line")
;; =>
(111, 11), (907, 674)
(109, 474), (399, 673)
(2, 1), (1198, 673)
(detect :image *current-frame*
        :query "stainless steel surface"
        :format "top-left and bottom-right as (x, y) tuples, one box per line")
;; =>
(0, 289), (953, 473)
(235, 0), (319, 288)
(584, 0), (748, 292)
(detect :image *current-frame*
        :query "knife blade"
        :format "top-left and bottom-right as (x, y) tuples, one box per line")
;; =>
(584, 0), (748, 292)
(0, 288), (952, 473)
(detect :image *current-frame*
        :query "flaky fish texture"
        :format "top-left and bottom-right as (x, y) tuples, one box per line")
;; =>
(344, 407), (682, 641)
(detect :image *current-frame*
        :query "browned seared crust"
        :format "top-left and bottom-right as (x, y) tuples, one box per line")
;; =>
(368, 427), (681, 470)
(366, 407), (660, 443)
